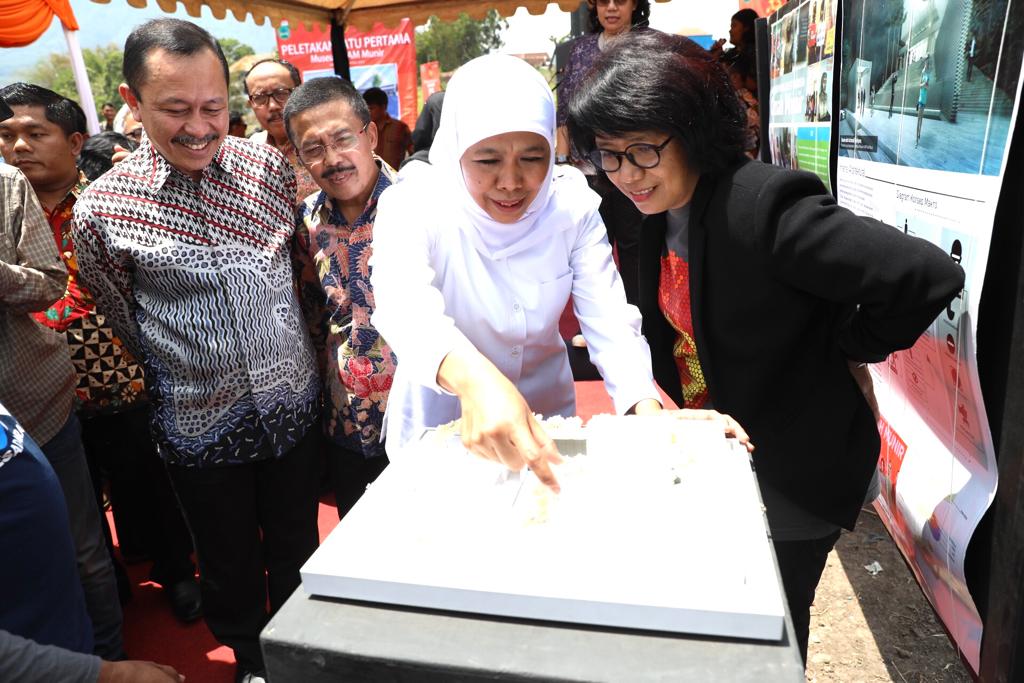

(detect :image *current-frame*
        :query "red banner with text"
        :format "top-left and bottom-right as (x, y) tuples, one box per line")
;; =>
(275, 21), (336, 82)
(420, 61), (442, 104)
(345, 19), (418, 129)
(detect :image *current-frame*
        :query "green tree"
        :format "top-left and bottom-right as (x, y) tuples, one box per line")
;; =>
(17, 38), (257, 121)
(18, 44), (124, 115)
(416, 10), (507, 72)
(219, 38), (257, 117)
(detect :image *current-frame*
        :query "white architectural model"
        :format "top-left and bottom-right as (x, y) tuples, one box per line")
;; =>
(301, 416), (786, 641)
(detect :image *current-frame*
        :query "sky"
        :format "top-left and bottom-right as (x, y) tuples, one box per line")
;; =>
(0, 1), (737, 88)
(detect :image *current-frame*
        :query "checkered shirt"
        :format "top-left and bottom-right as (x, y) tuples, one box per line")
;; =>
(0, 164), (75, 445)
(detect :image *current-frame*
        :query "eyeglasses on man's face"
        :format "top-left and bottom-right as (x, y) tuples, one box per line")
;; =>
(594, 0), (632, 7)
(589, 136), (674, 172)
(249, 87), (294, 107)
(296, 122), (370, 165)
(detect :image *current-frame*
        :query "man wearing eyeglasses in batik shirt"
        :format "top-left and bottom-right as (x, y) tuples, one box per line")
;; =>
(284, 77), (397, 519)
(243, 58), (319, 206)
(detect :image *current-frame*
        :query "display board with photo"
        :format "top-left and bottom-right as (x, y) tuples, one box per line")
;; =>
(766, 0), (837, 190)
(836, 0), (1024, 673)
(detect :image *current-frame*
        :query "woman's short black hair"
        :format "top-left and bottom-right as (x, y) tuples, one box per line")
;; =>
(78, 131), (137, 181)
(123, 18), (229, 98)
(587, 0), (651, 33)
(567, 31), (748, 176)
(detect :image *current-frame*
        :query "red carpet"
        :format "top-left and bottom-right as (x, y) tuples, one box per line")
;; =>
(115, 380), (663, 680)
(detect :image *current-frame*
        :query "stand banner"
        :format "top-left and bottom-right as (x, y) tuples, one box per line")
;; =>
(421, 61), (442, 103)
(765, 0), (837, 191)
(836, 0), (1024, 673)
(276, 20), (337, 82)
(345, 19), (418, 129)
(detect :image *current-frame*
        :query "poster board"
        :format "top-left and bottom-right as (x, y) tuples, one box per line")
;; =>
(275, 20), (337, 82)
(344, 19), (418, 129)
(835, 0), (1024, 672)
(764, 0), (837, 191)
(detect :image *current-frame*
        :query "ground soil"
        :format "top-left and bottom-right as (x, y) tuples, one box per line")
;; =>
(806, 507), (974, 683)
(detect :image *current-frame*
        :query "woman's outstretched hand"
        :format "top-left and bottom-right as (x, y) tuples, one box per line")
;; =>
(438, 347), (563, 491)
(665, 408), (755, 453)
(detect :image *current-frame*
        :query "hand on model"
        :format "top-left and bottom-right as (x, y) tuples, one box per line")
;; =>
(439, 348), (563, 491)
(665, 408), (755, 453)
(98, 659), (183, 683)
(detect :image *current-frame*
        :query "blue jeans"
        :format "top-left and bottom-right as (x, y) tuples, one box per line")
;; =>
(42, 413), (125, 659)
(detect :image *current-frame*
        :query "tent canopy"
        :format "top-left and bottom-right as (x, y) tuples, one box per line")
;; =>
(87, 0), (667, 32)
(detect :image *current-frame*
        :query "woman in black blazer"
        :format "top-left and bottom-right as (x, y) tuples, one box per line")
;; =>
(567, 31), (965, 663)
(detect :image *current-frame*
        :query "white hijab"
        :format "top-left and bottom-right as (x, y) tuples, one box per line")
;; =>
(425, 53), (597, 260)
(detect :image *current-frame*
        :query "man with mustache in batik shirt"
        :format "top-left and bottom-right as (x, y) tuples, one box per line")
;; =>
(71, 19), (321, 683)
(284, 77), (397, 520)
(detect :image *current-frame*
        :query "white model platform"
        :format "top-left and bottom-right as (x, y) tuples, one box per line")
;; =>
(301, 416), (786, 641)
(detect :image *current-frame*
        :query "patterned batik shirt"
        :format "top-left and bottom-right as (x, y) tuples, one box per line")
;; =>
(31, 172), (147, 418)
(294, 158), (397, 457)
(71, 136), (320, 467)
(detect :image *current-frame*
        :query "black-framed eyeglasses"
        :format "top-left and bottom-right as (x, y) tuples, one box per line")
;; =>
(594, 0), (631, 6)
(125, 127), (143, 141)
(249, 87), (294, 107)
(588, 136), (674, 172)
(296, 122), (370, 165)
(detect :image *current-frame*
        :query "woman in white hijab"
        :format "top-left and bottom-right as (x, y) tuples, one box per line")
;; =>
(371, 54), (745, 488)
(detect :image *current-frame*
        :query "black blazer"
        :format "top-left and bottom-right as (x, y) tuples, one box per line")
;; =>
(638, 160), (965, 529)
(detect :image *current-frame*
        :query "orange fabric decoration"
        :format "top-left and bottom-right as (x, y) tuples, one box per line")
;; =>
(0, 0), (79, 48)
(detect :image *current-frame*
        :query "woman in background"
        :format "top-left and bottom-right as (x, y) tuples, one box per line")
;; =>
(555, 0), (651, 306)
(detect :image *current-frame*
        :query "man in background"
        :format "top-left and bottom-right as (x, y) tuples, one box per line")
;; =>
(362, 86), (411, 170)
(99, 102), (116, 131)
(244, 57), (317, 204)
(229, 110), (247, 137)
(284, 77), (396, 519)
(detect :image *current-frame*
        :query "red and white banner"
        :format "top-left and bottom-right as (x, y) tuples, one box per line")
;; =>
(420, 60), (442, 103)
(275, 21), (336, 82)
(345, 19), (418, 129)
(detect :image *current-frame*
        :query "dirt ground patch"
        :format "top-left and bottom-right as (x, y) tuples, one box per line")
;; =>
(806, 508), (973, 683)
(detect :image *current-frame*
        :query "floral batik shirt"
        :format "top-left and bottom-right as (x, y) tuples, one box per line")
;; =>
(31, 173), (147, 417)
(294, 158), (398, 457)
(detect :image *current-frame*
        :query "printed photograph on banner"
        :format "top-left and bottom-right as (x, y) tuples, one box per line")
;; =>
(839, 0), (1023, 175)
(352, 63), (401, 119)
(767, 0), (836, 191)
(805, 0), (835, 65)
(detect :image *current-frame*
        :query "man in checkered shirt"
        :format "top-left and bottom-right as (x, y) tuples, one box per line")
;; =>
(72, 19), (321, 683)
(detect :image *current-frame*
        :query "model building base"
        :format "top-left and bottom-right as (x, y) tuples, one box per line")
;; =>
(301, 416), (786, 641)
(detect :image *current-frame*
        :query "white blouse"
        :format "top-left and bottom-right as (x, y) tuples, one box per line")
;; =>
(370, 167), (659, 452)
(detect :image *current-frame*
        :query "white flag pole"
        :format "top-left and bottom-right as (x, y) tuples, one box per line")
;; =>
(63, 25), (100, 135)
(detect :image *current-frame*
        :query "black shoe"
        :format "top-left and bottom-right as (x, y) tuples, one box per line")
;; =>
(166, 578), (202, 623)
